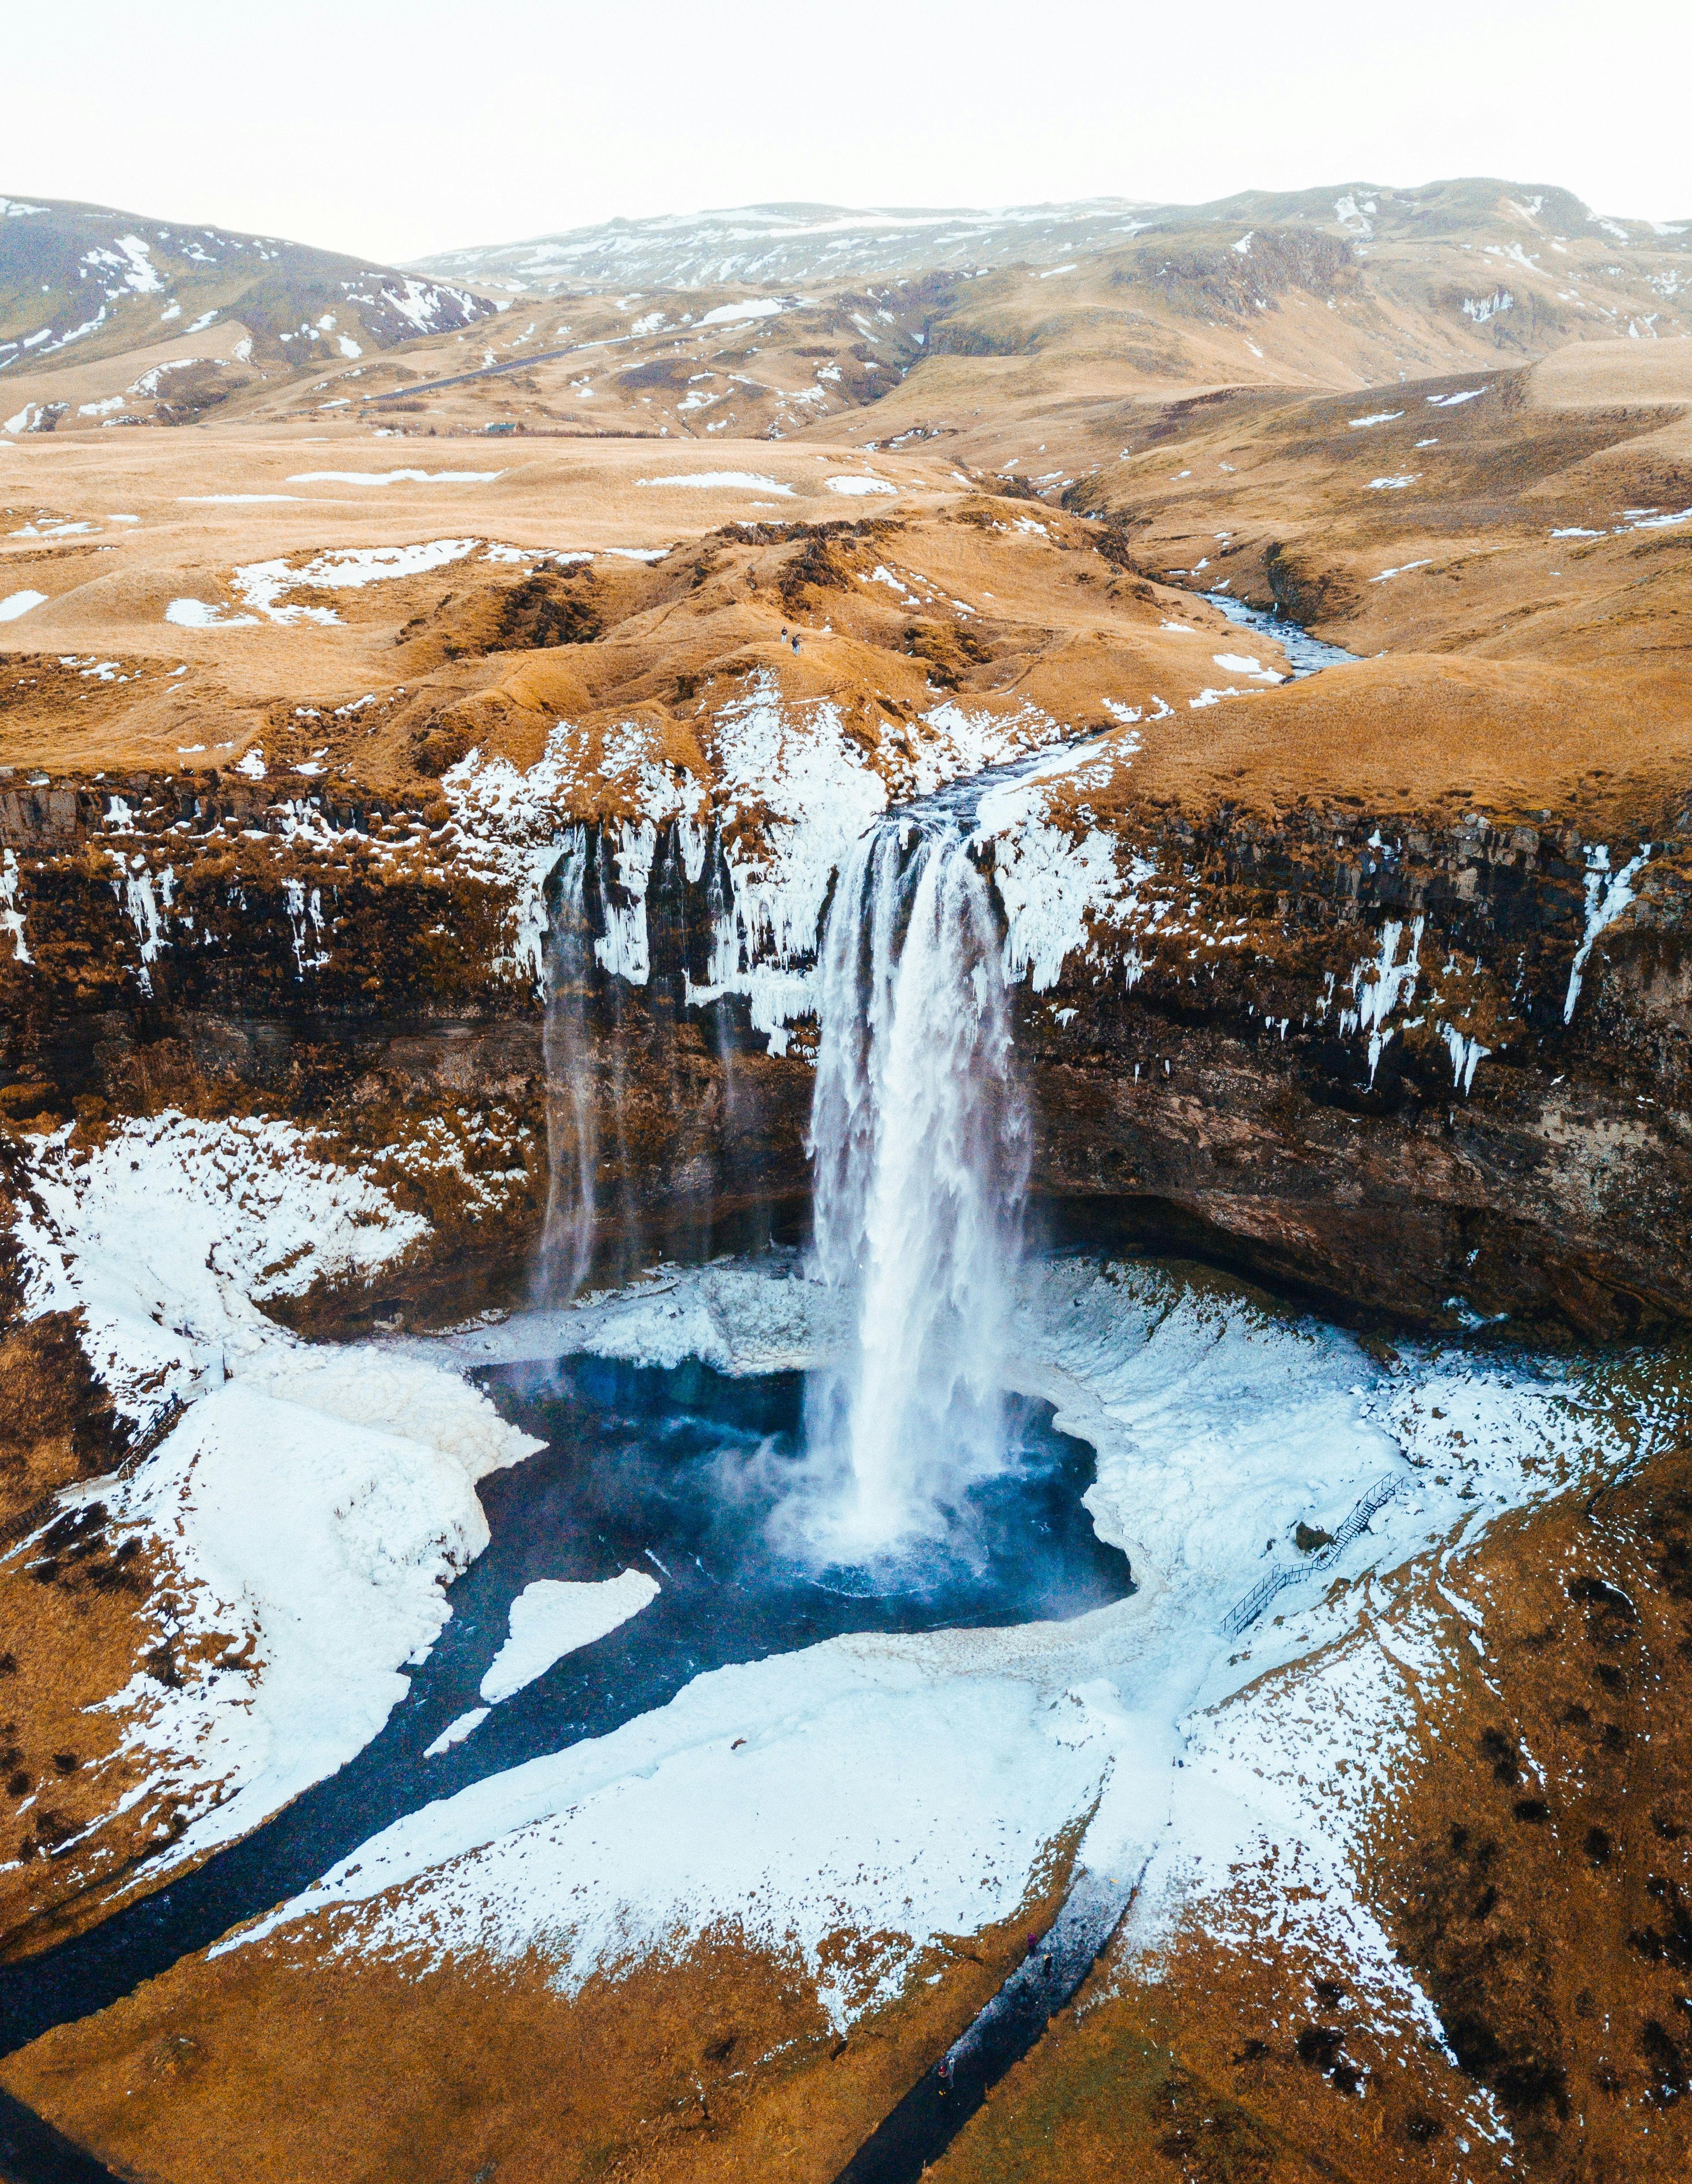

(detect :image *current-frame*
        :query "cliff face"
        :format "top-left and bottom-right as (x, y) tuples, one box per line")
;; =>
(0, 779), (813, 1336)
(4, 737), (1687, 1347)
(1015, 797), (1692, 1339)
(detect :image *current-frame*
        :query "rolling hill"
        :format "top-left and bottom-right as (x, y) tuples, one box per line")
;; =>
(0, 192), (499, 428)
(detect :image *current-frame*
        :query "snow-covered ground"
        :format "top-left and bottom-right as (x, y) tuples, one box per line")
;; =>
(16, 1111), (429, 1420)
(9, 1114), (540, 1872)
(219, 1256), (1660, 2041)
(9, 1112), (1672, 2036)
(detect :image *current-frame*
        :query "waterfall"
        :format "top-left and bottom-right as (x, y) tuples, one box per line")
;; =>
(805, 817), (1029, 1553)
(533, 822), (758, 1305)
(534, 834), (598, 1303)
(533, 827), (650, 1302)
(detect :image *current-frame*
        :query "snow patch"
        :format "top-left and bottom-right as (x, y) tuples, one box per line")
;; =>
(164, 598), (259, 630)
(286, 470), (501, 485)
(637, 471), (795, 496)
(480, 1574), (660, 1704)
(696, 299), (788, 327)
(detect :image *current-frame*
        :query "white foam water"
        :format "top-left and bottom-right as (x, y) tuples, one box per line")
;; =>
(805, 817), (1030, 1552)
(534, 835), (598, 1303)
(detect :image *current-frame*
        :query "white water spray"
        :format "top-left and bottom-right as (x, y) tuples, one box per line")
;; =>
(806, 818), (1029, 1552)
(534, 833), (598, 1303)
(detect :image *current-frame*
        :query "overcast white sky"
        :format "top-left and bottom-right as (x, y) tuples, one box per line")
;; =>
(9, 0), (1688, 263)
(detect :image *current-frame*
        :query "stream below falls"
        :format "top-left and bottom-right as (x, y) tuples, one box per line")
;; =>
(0, 1350), (1129, 2056)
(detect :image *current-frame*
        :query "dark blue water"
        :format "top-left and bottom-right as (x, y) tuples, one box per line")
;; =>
(0, 1353), (1128, 2055)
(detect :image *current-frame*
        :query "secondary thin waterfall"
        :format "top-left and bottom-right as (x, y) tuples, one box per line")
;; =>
(534, 822), (753, 1305)
(806, 816), (1030, 1552)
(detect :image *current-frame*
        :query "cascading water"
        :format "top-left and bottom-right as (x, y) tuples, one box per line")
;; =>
(533, 822), (756, 1305)
(532, 799), (1032, 1546)
(534, 833), (599, 1303)
(805, 815), (1030, 1555)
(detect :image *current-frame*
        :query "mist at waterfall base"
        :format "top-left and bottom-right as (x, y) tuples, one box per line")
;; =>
(480, 1354), (1128, 1670)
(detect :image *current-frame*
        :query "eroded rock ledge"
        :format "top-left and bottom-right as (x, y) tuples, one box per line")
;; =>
(3, 710), (1686, 1340)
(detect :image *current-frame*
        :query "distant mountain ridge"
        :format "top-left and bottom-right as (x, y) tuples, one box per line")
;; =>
(0, 194), (498, 378)
(408, 177), (1692, 296)
(410, 197), (1158, 290)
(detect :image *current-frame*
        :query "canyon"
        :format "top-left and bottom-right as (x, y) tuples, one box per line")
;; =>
(2, 174), (1692, 2182)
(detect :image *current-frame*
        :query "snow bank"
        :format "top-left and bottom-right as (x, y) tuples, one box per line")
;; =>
(165, 597), (258, 629)
(98, 1374), (527, 1866)
(227, 1638), (1117, 2029)
(286, 469), (501, 485)
(427, 1257), (842, 1381)
(230, 540), (482, 625)
(233, 1253), (1643, 2030)
(636, 471), (795, 495)
(16, 1112), (429, 1419)
(166, 541), (486, 632)
(11, 1114), (541, 1868)
(695, 300), (788, 327)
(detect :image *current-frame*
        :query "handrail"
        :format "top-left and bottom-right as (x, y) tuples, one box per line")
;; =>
(1221, 1470), (1406, 1638)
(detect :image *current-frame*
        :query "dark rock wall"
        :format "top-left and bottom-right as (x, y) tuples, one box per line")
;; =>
(5, 778), (1692, 1337)
(1010, 804), (1692, 1337)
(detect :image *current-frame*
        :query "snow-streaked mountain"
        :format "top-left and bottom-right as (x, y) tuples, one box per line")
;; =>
(0, 195), (498, 376)
(408, 178), (1692, 297)
(408, 199), (1161, 292)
